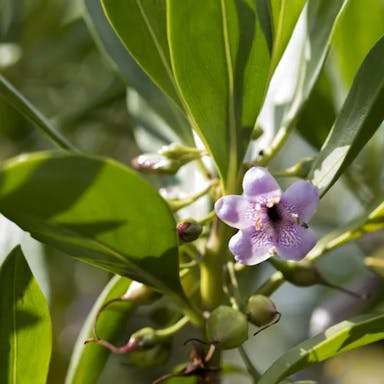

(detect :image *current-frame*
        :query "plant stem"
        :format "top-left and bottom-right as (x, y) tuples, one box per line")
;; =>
(254, 271), (285, 296)
(200, 220), (231, 310)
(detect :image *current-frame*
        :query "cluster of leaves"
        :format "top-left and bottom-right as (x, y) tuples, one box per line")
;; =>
(0, 0), (384, 383)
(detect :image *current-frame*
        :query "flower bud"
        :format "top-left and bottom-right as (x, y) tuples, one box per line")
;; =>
(131, 153), (182, 174)
(206, 305), (248, 349)
(246, 295), (279, 327)
(177, 220), (203, 243)
(122, 281), (160, 304)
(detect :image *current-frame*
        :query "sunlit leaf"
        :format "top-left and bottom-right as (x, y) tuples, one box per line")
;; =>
(0, 245), (51, 384)
(0, 152), (183, 298)
(309, 35), (384, 195)
(331, 0), (384, 88)
(256, 0), (347, 160)
(258, 312), (384, 384)
(65, 275), (133, 384)
(84, 0), (193, 145)
(269, 0), (306, 72)
(101, 0), (180, 107)
(167, 0), (270, 187)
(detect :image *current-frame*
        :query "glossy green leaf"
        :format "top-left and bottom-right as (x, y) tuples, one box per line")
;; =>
(0, 152), (182, 297)
(0, 74), (76, 150)
(269, 0), (306, 72)
(84, 0), (193, 145)
(309, 35), (384, 195)
(0, 245), (51, 384)
(258, 312), (384, 384)
(331, 0), (384, 88)
(101, 0), (181, 107)
(65, 275), (133, 384)
(308, 194), (384, 261)
(256, 0), (347, 159)
(168, 0), (270, 187)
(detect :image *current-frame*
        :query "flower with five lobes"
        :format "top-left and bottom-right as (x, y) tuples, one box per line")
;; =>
(214, 167), (319, 265)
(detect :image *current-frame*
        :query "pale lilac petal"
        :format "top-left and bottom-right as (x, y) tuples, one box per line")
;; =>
(281, 180), (319, 222)
(229, 229), (275, 265)
(242, 167), (281, 203)
(276, 224), (317, 261)
(215, 195), (254, 229)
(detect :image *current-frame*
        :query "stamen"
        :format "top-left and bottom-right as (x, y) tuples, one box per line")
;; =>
(266, 197), (280, 208)
(255, 217), (262, 231)
(291, 213), (299, 224)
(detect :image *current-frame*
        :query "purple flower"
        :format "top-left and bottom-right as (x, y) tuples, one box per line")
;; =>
(215, 167), (319, 265)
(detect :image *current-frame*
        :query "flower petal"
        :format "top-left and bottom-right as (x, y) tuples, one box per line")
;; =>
(276, 223), (317, 261)
(281, 180), (319, 222)
(215, 195), (254, 229)
(229, 229), (275, 265)
(242, 167), (281, 203)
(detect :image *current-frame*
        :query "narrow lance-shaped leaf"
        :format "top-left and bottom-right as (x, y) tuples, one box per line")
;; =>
(0, 74), (76, 150)
(167, 0), (270, 188)
(101, 0), (181, 108)
(84, 0), (193, 145)
(0, 245), (52, 384)
(309, 35), (384, 195)
(258, 312), (384, 384)
(255, 0), (347, 160)
(0, 152), (183, 299)
(268, 0), (306, 72)
(65, 275), (133, 384)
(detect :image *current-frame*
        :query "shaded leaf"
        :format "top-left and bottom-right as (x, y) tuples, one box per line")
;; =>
(65, 275), (133, 384)
(0, 152), (182, 298)
(168, 0), (270, 187)
(309, 35), (384, 195)
(0, 245), (51, 384)
(258, 312), (384, 384)
(0, 74), (75, 150)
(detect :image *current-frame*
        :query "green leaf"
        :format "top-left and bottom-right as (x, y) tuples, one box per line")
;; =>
(269, 0), (306, 72)
(0, 74), (76, 150)
(0, 152), (182, 297)
(308, 193), (384, 261)
(309, 35), (384, 195)
(65, 275), (133, 384)
(258, 312), (384, 384)
(0, 245), (51, 384)
(167, 0), (270, 187)
(84, 0), (193, 145)
(331, 0), (384, 88)
(256, 0), (347, 159)
(100, 0), (181, 107)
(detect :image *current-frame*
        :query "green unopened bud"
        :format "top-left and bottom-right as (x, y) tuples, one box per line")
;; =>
(131, 153), (182, 174)
(122, 281), (160, 304)
(206, 306), (248, 349)
(177, 220), (203, 243)
(246, 295), (279, 327)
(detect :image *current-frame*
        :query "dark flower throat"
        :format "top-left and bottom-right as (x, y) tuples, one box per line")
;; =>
(267, 205), (281, 223)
